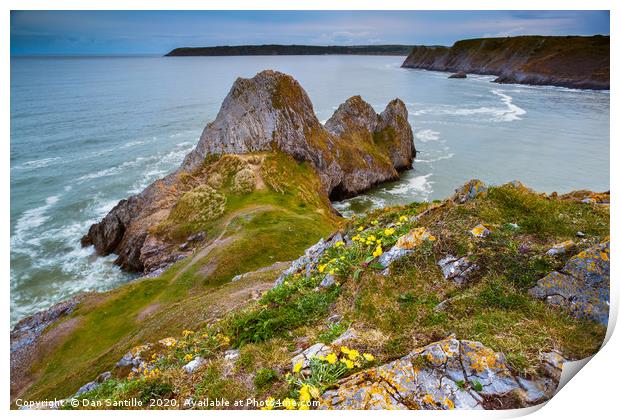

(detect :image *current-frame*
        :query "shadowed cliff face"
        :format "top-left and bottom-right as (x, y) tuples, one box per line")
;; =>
(81, 70), (415, 273)
(402, 35), (609, 90)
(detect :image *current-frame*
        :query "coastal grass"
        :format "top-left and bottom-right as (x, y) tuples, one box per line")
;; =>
(20, 152), (340, 403)
(21, 181), (609, 407)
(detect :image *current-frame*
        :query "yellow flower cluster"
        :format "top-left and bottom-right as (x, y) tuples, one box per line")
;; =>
(214, 333), (230, 346)
(313, 347), (376, 368)
(128, 366), (161, 381)
(181, 329), (194, 337)
(334, 241), (344, 248)
(384, 227), (395, 236)
(372, 245), (383, 258)
(297, 384), (320, 410)
(183, 353), (194, 362)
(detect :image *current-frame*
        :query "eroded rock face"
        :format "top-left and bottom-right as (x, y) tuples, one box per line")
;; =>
(319, 337), (556, 410)
(530, 241), (610, 325)
(82, 70), (415, 273)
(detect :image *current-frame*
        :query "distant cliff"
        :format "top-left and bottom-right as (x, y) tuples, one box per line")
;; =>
(166, 44), (414, 56)
(401, 35), (609, 90)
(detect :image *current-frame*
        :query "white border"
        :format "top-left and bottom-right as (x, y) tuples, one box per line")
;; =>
(3, 1), (616, 419)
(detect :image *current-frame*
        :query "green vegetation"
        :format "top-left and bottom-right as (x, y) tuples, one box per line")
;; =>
(18, 181), (609, 410)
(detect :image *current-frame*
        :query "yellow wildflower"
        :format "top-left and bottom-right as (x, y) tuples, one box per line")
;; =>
(444, 397), (455, 410)
(215, 333), (230, 346)
(341, 358), (355, 369)
(261, 397), (275, 410)
(372, 245), (383, 258)
(371, 220), (379, 226)
(334, 241), (344, 248)
(340, 346), (350, 354)
(348, 349), (360, 360)
(328, 269), (335, 275)
(399, 215), (408, 222)
(184, 354), (194, 362)
(282, 398), (296, 410)
(357, 226), (365, 232)
(325, 353), (337, 364)
(181, 329), (194, 337)
(298, 403), (309, 410)
(428, 235), (436, 242)
(318, 264), (326, 273)
(363, 353), (375, 362)
(369, 235), (376, 242)
(299, 385), (311, 402)
(293, 361), (303, 373)
(384, 228), (395, 236)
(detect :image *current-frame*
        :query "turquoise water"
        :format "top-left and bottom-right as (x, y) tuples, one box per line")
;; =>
(10, 55), (609, 324)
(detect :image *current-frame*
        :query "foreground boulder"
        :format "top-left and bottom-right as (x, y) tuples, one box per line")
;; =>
(319, 336), (557, 410)
(530, 240), (610, 325)
(82, 70), (415, 273)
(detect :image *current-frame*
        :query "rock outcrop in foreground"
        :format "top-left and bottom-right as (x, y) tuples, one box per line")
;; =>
(81, 70), (415, 273)
(14, 179), (609, 409)
(319, 336), (559, 409)
(402, 35), (609, 90)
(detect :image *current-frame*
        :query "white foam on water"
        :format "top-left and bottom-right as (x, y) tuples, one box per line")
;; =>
(415, 153), (455, 163)
(386, 173), (433, 197)
(12, 157), (62, 170)
(12, 195), (60, 241)
(490, 89), (527, 121)
(415, 129), (440, 143)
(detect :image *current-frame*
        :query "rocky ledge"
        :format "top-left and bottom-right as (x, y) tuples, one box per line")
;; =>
(81, 70), (415, 273)
(402, 35), (609, 90)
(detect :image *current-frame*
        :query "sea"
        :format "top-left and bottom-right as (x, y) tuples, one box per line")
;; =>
(10, 55), (610, 325)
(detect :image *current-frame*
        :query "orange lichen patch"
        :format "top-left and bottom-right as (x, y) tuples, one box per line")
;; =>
(396, 227), (435, 249)
(470, 224), (490, 238)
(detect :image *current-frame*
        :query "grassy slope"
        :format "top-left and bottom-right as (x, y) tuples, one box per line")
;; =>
(20, 151), (339, 403)
(62, 182), (608, 409)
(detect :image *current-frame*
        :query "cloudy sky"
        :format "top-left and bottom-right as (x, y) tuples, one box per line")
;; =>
(10, 10), (610, 56)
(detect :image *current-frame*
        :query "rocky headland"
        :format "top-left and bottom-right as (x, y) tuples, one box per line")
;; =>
(11, 71), (610, 411)
(401, 35), (609, 90)
(81, 70), (414, 274)
(165, 44), (415, 56)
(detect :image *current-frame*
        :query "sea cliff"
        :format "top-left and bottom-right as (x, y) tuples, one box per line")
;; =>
(401, 35), (609, 90)
(81, 70), (415, 274)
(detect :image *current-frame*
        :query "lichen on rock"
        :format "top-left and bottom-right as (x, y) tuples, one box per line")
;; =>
(530, 240), (610, 325)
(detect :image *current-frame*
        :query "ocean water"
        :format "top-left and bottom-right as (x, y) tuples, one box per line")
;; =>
(10, 56), (610, 325)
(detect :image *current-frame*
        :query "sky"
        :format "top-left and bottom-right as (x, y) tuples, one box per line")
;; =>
(10, 10), (610, 56)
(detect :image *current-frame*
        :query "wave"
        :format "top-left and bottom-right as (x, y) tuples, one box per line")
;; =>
(386, 173), (433, 197)
(415, 129), (440, 143)
(12, 195), (60, 241)
(409, 90), (526, 122)
(490, 89), (526, 121)
(12, 157), (62, 170)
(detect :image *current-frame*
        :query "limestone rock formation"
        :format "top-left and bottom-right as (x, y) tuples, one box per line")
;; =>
(402, 35), (609, 90)
(319, 336), (556, 410)
(81, 70), (416, 273)
(530, 240), (610, 325)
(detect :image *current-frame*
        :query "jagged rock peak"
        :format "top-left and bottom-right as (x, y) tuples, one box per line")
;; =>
(181, 70), (321, 172)
(82, 70), (416, 274)
(324, 95), (379, 136)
